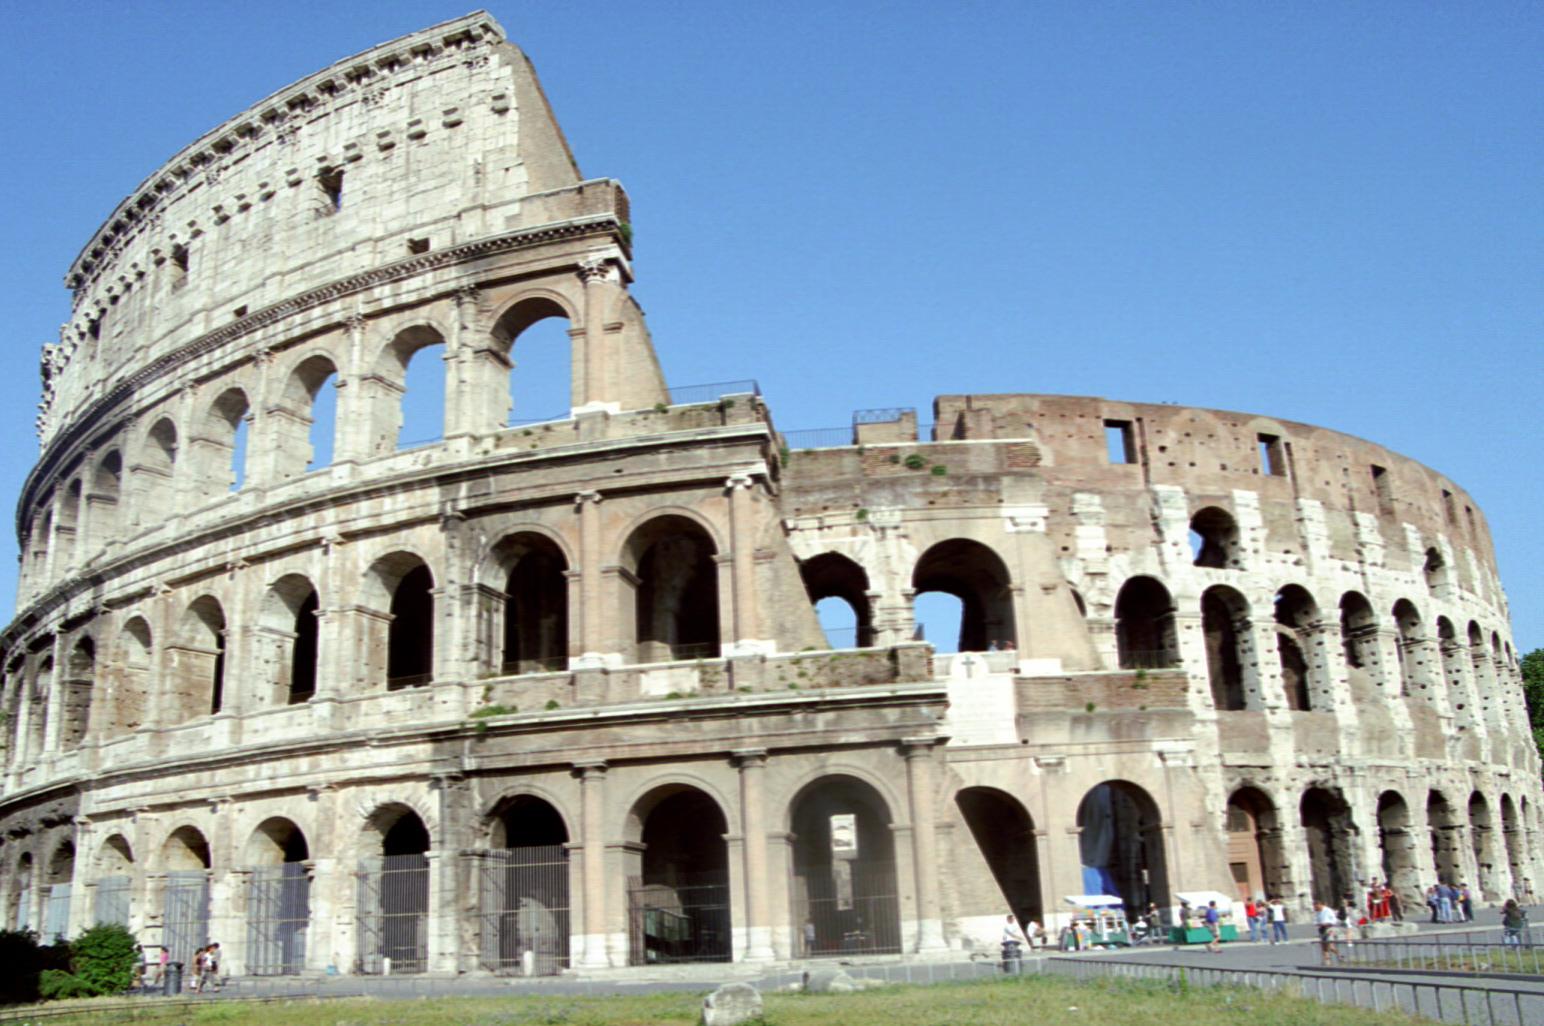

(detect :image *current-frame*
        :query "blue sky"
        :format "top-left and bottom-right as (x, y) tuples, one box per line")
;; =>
(1, 2), (1539, 650)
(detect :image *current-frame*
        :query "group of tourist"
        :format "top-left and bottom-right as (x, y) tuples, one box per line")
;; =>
(1424, 881), (1475, 923)
(190, 943), (222, 992)
(1363, 880), (1405, 921)
(1239, 895), (1291, 943)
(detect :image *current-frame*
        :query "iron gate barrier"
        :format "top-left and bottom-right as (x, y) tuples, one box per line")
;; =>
(627, 872), (731, 964)
(793, 859), (902, 956)
(246, 863), (310, 975)
(471, 845), (570, 975)
(163, 871), (210, 968)
(94, 875), (130, 927)
(355, 853), (429, 974)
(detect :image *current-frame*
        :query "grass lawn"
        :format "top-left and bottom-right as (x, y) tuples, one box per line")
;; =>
(6, 974), (1435, 1026)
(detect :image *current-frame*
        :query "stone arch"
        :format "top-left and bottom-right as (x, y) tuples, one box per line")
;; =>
(1376, 790), (1420, 907)
(1189, 506), (1241, 568)
(1436, 617), (1474, 731)
(273, 352), (341, 478)
(799, 552), (875, 649)
(243, 817), (310, 867)
(1427, 790), (1461, 885)
(1500, 793), (1525, 896)
(160, 824), (212, 873)
(1468, 621), (1499, 728)
(357, 803), (431, 975)
(41, 839), (76, 942)
(1113, 575), (1178, 669)
(1468, 791), (1498, 901)
(87, 449), (123, 552)
(1423, 547), (1450, 594)
(27, 653), (53, 758)
(492, 532), (570, 674)
(369, 324), (447, 454)
(1339, 591), (1378, 677)
(493, 293), (576, 423)
(788, 774), (902, 957)
(9, 851), (34, 930)
(1392, 599), (1429, 699)
(194, 386), (251, 500)
(1201, 585), (1250, 711)
(623, 514), (721, 663)
(1076, 780), (1170, 915)
(911, 538), (1015, 652)
(58, 476), (83, 563)
(61, 635), (95, 747)
(360, 552), (435, 689)
(479, 792), (572, 974)
(107, 616), (153, 737)
(955, 786), (1042, 926)
(242, 817), (311, 976)
(623, 783), (732, 964)
(173, 595), (227, 719)
(1226, 786), (1285, 900)
(97, 833), (134, 875)
(1300, 786), (1356, 905)
(1273, 585), (1324, 711)
(258, 573), (320, 705)
(135, 417), (180, 525)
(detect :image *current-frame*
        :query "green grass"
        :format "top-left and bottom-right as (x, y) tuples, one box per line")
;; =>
(3, 974), (1436, 1026)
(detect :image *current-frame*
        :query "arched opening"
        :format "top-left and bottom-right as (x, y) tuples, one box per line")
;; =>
(1468, 792), (1497, 902)
(244, 818), (311, 976)
(357, 805), (431, 975)
(1377, 791), (1419, 909)
(93, 835), (134, 927)
(1427, 790), (1460, 886)
(1392, 599), (1427, 699)
(1201, 585), (1249, 711)
(161, 826), (211, 968)
(625, 786), (731, 964)
(259, 575), (320, 706)
(10, 854), (33, 931)
(27, 505), (52, 591)
(479, 795), (571, 974)
(1189, 506), (1241, 568)
(388, 564), (435, 688)
(1469, 621), (1498, 727)
(1423, 547), (1450, 594)
(1273, 586), (1320, 711)
(789, 775), (901, 957)
(397, 338), (447, 450)
(1339, 591), (1377, 673)
(137, 418), (179, 525)
(1076, 781), (1170, 916)
(27, 656), (53, 759)
(625, 516), (720, 663)
(88, 450), (122, 552)
(1500, 795), (1525, 895)
(1226, 788), (1284, 901)
(108, 618), (153, 738)
(59, 637), (96, 749)
(911, 539), (1015, 653)
(495, 297), (573, 423)
(42, 841), (75, 943)
(202, 388), (250, 497)
(271, 354), (340, 478)
(1300, 787), (1356, 906)
(955, 787), (1041, 926)
(1437, 618), (1473, 730)
(59, 478), (82, 564)
(496, 534), (569, 675)
(799, 553), (875, 649)
(1114, 576), (1179, 669)
(172, 596), (226, 719)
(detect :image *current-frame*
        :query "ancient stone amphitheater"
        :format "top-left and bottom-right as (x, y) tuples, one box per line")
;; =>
(2, 12), (1537, 977)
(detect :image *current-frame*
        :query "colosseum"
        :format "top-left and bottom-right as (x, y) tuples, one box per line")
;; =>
(1, 11), (1538, 977)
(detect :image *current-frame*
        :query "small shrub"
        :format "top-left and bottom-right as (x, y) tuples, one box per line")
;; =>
(664, 691), (683, 700)
(653, 402), (668, 413)
(544, 699), (561, 710)
(1084, 701), (1097, 713)
(779, 445), (791, 463)
(68, 922), (141, 996)
(39, 968), (93, 1000)
(888, 453), (900, 464)
(855, 507), (869, 521)
(903, 454), (926, 470)
(930, 464), (947, 476)
(470, 704), (517, 719)
(618, 221), (634, 246)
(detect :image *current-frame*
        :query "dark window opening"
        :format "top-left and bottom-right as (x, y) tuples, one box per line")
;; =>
(1441, 489), (1456, 524)
(289, 591), (319, 703)
(1257, 433), (1285, 477)
(1301, 788), (1356, 906)
(800, 552), (875, 649)
(407, 237), (430, 254)
(501, 538), (569, 674)
(911, 539), (1015, 653)
(956, 788), (1042, 927)
(1076, 782), (1170, 916)
(1274, 586), (1319, 712)
(1371, 464), (1393, 515)
(1202, 586), (1248, 711)
(1189, 507), (1240, 569)
(1114, 576), (1179, 669)
(629, 788), (731, 964)
(387, 565), (434, 688)
(630, 518), (720, 662)
(1464, 505), (1476, 538)
(1104, 419), (1136, 465)
(170, 244), (190, 286)
(790, 776), (901, 958)
(319, 168), (345, 212)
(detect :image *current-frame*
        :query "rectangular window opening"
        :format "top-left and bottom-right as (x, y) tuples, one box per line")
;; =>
(1257, 433), (1285, 476)
(169, 245), (190, 290)
(1371, 465), (1394, 515)
(1103, 419), (1136, 465)
(1464, 505), (1476, 538)
(319, 167), (345, 212)
(233, 305), (248, 320)
(1442, 489), (1456, 524)
(407, 237), (430, 254)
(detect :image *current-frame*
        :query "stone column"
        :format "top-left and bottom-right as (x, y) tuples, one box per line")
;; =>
(733, 749), (775, 960)
(902, 737), (948, 952)
(333, 314), (370, 465)
(572, 492), (612, 667)
(575, 257), (620, 413)
(725, 474), (766, 655)
(41, 637), (64, 755)
(574, 761), (610, 967)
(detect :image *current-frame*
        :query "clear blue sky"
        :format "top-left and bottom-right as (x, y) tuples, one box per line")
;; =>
(1, 2), (1539, 650)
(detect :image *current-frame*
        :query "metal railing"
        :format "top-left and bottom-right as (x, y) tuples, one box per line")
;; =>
(1042, 955), (1544, 1025)
(667, 379), (760, 405)
(1344, 930), (1540, 975)
(782, 426), (855, 450)
(853, 407), (915, 424)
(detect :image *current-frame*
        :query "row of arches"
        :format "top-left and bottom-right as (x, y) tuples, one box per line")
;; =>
(1226, 784), (1534, 908)
(21, 298), (579, 600)
(1112, 575), (1523, 724)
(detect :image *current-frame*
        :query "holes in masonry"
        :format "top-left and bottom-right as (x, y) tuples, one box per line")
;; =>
(407, 237), (430, 254)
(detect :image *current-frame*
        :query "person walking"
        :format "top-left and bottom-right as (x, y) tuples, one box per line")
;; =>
(1436, 884), (1453, 924)
(1460, 883), (1474, 922)
(1502, 900), (1528, 947)
(1244, 896), (1261, 943)
(1001, 913), (1027, 972)
(1204, 901), (1222, 952)
(1314, 901), (1340, 965)
(1268, 896), (1289, 944)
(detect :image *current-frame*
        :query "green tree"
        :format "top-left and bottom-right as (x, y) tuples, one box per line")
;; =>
(1524, 648), (1544, 763)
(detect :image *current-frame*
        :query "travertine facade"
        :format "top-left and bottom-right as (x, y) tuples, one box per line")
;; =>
(2, 12), (1538, 976)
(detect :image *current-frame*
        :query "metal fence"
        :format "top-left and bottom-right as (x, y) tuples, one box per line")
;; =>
(356, 854), (429, 975)
(94, 874), (130, 927)
(793, 860), (902, 957)
(667, 379), (760, 406)
(473, 846), (570, 975)
(41, 884), (71, 943)
(781, 427), (855, 450)
(1043, 955), (1544, 1026)
(1344, 930), (1541, 974)
(163, 871), (210, 968)
(626, 874), (731, 965)
(246, 863), (310, 975)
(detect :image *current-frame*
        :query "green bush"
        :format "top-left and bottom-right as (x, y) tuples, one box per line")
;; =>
(68, 922), (141, 996)
(39, 968), (93, 1000)
(0, 928), (44, 1004)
